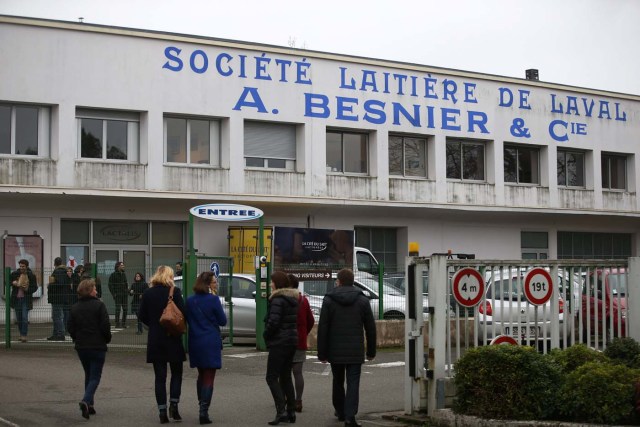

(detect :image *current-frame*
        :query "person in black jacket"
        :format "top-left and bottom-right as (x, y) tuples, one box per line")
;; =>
(263, 271), (299, 425)
(68, 278), (112, 419)
(10, 259), (38, 342)
(138, 265), (186, 424)
(317, 268), (377, 427)
(130, 272), (148, 335)
(108, 261), (129, 328)
(47, 257), (70, 341)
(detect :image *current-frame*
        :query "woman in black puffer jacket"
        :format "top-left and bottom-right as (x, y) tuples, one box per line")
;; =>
(263, 271), (299, 425)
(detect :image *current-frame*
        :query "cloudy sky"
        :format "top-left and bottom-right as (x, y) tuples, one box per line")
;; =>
(2, 0), (639, 95)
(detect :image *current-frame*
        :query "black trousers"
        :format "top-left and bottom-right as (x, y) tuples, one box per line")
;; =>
(265, 345), (296, 412)
(331, 363), (362, 420)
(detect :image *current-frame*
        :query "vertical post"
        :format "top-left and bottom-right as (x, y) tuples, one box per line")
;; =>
(628, 257), (640, 342)
(426, 254), (448, 416)
(378, 262), (384, 320)
(186, 214), (196, 349)
(5, 267), (11, 349)
(255, 216), (267, 351)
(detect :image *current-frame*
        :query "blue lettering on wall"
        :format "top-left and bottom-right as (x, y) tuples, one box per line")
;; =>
(163, 47), (183, 71)
(190, 50), (208, 74)
(549, 120), (569, 142)
(215, 53), (233, 76)
(233, 87), (268, 113)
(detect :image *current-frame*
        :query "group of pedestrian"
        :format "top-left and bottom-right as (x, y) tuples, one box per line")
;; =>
(43, 259), (375, 426)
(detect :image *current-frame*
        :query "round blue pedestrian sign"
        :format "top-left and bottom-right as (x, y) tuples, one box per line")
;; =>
(210, 262), (220, 278)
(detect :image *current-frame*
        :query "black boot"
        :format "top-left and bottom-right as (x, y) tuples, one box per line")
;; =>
(287, 409), (296, 423)
(267, 408), (287, 425)
(159, 409), (169, 424)
(169, 402), (182, 421)
(199, 385), (213, 424)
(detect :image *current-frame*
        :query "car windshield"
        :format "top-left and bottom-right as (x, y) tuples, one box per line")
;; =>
(608, 273), (627, 296)
(487, 277), (526, 300)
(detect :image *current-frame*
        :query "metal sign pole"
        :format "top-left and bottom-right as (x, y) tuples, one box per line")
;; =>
(255, 216), (268, 351)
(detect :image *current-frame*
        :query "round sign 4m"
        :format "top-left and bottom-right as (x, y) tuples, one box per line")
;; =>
(452, 267), (485, 308)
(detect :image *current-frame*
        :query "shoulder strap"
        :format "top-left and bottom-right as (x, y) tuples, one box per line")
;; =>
(168, 285), (175, 300)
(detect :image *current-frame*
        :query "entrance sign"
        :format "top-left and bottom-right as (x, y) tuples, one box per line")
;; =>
(287, 270), (332, 280)
(524, 267), (553, 306)
(451, 267), (485, 307)
(189, 204), (264, 221)
(490, 335), (519, 345)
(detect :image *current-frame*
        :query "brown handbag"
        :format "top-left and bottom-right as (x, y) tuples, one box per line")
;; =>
(159, 286), (186, 336)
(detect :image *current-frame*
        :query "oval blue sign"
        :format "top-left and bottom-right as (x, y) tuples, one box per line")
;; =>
(189, 204), (264, 221)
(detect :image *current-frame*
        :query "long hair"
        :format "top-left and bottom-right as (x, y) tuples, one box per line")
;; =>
(194, 271), (215, 295)
(149, 265), (175, 287)
(271, 271), (290, 290)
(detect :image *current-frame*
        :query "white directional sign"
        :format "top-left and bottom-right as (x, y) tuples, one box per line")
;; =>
(452, 267), (485, 308)
(523, 267), (553, 306)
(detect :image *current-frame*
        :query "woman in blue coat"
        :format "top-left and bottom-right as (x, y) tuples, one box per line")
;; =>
(186, 271), (227, 424)
(138, 265), (186, 424)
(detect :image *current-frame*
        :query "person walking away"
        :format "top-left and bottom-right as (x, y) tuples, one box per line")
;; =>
(317, 268), (377, 427)
(138, 265), (186, 424)
(130, 272), (148, 335)
(10, 259), (38, 342)
(287, 274), (315, 412)
(67, 278), (112, 419)
(264, 271), (299, 425)
(108, 261), (129, 328)
(186, 272), (227, 424)
(47, 257), (69, 341)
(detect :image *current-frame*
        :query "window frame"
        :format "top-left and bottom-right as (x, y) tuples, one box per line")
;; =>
(446, 139), (485, 181)
(244, 121), (296, 171)
(326, 130), (369, 175)
(388, 134), (427, 178)
(601, 152), (627, 191)
(77, 109), (139, 162)
(0, 103), (50, 158)
(164, 115), (221, 166)
(504, 144), (540, 185)
(557, 149), (586, 188)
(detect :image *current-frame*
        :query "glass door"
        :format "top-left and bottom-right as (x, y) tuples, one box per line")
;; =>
(95, 248), (147, 306)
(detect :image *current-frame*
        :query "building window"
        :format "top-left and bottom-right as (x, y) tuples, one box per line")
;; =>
(77, 109), (139, 161)
(557, 150), (585, 187)
(389, 135), (427, 177)
(165, 116), (220, 166)
(446, 139), (484, 180)
(0, 103), (50, 156)
(327, 131), (368, 174)
(521, 231), (548, 259)
(355, 227), (397, 271)
(504, 145), (539, 184)
(244, 121), (295, 170)
(558, 231), (631, 259)
(602, 153), (626, 190)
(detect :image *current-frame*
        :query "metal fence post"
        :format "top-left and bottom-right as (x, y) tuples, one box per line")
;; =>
(628, 257), (640, 342)
(5, 267), (10, 349)
(427, 254), (448, 415)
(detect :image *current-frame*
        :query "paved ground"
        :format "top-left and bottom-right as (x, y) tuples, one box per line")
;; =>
(0, 338), (419, 427)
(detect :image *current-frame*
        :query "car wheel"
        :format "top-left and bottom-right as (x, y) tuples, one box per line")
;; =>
(383, 311), (405, 320)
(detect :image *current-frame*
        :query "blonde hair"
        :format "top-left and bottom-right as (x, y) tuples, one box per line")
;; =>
(149, 265), (175, 287)
(77, 279), (96, 297)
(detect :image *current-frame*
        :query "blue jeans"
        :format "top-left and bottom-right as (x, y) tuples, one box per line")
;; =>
(331, 363), (362, 420)
(76, 349), (106, 405)
(14, 297), (29, 337)
(51, 304), (65, 337)
(152, 361), (183, 409)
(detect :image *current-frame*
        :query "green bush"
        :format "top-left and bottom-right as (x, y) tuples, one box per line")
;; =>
(604, 337), (640, 368)
(453, 345), (561, 420)
(557, 361), (640, 424)
(547, 343), (607, 373)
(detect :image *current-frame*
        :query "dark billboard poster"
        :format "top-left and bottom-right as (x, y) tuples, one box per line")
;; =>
(273, 227), (354, 268)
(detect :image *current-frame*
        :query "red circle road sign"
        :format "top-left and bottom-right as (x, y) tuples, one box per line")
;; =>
(452, 268), (485, 307)
(490, 335), (519, 345)
(523, 267), (554, 306)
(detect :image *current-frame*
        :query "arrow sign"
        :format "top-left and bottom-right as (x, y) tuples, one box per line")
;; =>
(287, 270), (332, 280)
(452, 267), (485, 308)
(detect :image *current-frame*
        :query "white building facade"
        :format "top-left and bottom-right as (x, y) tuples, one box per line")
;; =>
(1, 15), (640, 292)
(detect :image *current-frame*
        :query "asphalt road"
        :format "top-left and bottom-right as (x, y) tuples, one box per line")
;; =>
(0, 344), (409, 427)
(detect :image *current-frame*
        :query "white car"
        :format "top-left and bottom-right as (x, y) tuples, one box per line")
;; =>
(302, 273), (428, 321)
(476, 268), (569, 346)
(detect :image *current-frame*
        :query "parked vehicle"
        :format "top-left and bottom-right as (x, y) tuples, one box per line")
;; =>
(303, 273), (427, 321)
(477, 269), (566, 346)
(581, 268), (627, 338)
